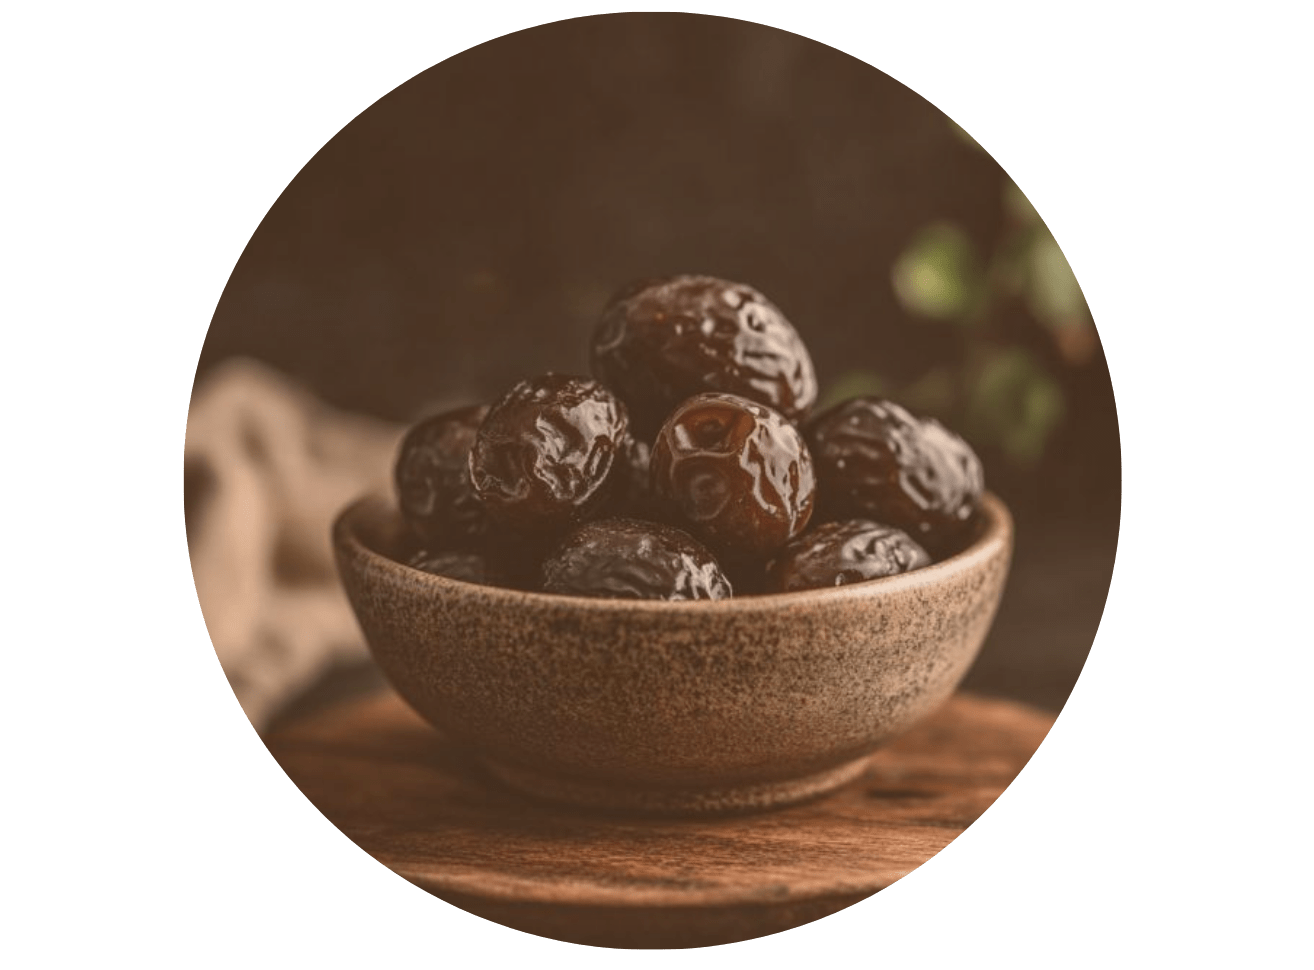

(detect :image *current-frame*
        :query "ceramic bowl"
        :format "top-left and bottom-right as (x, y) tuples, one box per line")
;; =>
(332, 493), (1013, 815)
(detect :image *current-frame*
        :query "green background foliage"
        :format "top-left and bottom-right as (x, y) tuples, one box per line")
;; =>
(824, 123), (1095, 470)
(5, 0), (1308, 962)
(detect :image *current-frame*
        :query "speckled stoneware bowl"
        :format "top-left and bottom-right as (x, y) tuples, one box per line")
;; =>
(332, 492), (1013, 815)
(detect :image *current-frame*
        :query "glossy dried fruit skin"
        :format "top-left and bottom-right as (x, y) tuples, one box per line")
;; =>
(805, 397), (984, 552)
(406, 548), (492, 585)
(591, 275), (818, 437)
(650, 392), (815, 560)
(469, 375), (629, 536)
(541, 518), (732, 601)
(765, 519), (931, 593)
(623, 435), (652, 496)
(394, 404), (490, 548)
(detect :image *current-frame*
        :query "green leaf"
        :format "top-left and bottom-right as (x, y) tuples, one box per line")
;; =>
(1003, 180), (1041, 226)
(965, 349), (1066, 466)
(897, 365), (957, 417)
(891, 222), (984, 322)
(817, 370), (889, 412)
(1026, 233), (1089, 329)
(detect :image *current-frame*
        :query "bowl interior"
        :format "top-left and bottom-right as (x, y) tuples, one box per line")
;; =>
(335, 491), (1012, 614)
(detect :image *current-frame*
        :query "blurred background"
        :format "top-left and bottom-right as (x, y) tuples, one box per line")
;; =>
(192, 12), (1119, 729)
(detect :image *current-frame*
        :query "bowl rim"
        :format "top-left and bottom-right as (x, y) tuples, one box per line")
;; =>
(333, 491), (1013, 614)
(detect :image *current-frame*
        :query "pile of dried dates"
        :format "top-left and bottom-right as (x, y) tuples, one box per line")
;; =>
(393, 274), (984, 599)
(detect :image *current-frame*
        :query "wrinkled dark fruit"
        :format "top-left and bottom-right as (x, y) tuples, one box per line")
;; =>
(765, 519), (932, 593)
(469, 375), (630, 536)
(591, 275), (818, 437)
(388, 274), (990, 600)
(541, 518), (732, 600)
(394, 404), (490, 548)
(406, 547), (492, 585)
(650, 392), (815, 560)
(805, 397), (983, 553)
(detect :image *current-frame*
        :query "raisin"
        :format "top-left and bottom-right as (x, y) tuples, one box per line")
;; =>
(765, 519), (931, 593)
(469, 375), (629, 536)
(591, 275), (818, 437)
(650, 392), (815, 560)
(393, 404), (489, 548)
(805, 397), (983, 554)
(541, 518), (732, 600)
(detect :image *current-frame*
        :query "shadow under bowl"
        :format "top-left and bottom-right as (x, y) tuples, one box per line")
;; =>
(332, 493), (1013, 815)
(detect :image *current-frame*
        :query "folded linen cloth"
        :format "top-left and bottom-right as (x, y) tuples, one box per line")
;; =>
(185, 358), (405, 730)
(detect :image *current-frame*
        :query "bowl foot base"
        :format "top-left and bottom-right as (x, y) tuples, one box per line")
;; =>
(479, 754), (875, 816)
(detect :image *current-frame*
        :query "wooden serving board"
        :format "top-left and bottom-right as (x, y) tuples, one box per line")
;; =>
(267, 690), (1055, 948)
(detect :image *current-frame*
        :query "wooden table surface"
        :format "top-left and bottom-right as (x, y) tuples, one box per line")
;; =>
(267, 690), (1056, 948)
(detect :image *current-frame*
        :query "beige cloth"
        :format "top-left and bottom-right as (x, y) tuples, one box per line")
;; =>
(185, 359), (404, 730)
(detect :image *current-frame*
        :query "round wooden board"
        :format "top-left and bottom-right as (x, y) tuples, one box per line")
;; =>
(267, 690), (1055, 948)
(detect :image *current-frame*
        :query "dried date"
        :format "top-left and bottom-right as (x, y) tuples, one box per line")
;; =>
(805, 397), (983, 554)
(765, 519), (931, 593)
(591, 275), (818, 437)
(469, 375), (629, 536)
(541, 518), (732, 600)
(393, 404), (489, 548)
(650, 392), (815, 560)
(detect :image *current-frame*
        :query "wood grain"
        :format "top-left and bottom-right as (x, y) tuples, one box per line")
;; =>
(267, 690), (1055, 948)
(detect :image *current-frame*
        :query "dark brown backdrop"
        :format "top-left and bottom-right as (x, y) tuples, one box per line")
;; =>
(198, 13), (1119, 714)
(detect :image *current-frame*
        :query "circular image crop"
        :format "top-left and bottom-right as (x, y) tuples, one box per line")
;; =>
(186, 12), (1119, 949)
